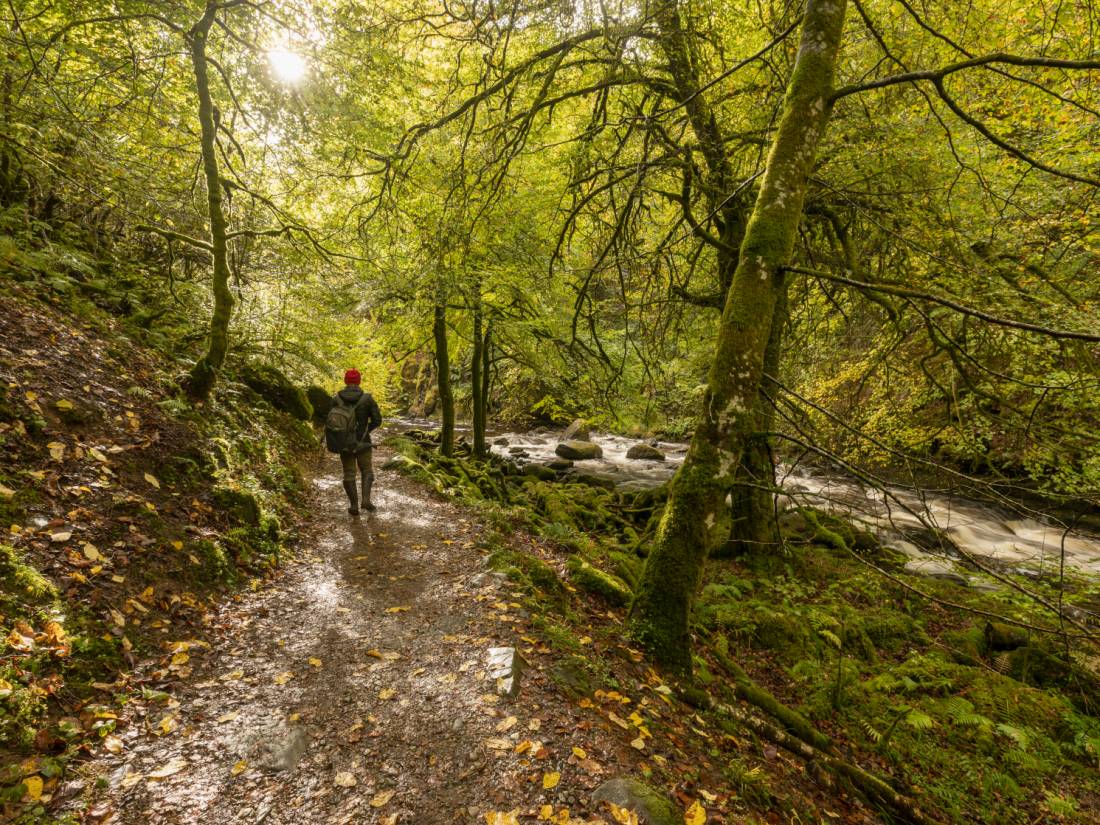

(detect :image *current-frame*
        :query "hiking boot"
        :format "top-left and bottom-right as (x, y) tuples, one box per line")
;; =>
(348, 507), (360, 516)
(362, 501), (376, 512)
(343, 479), (359, 516)
(361, 477), (375, 512)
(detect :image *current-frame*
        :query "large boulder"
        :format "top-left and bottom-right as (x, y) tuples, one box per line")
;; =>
(562, 418), (591, 441)
(556, 440), (603, 461)
(625, 443), (665, 461)
(239, 364), (312, 421)
(306, 385), (332, 423)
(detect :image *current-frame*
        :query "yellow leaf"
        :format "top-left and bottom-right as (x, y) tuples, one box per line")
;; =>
(103, 735), (123, 754)
(23, 775), (43, 801)
(274, 671), (294, 685)
(630, 736), (645, 750)
(50, 531), (72, 543)
(288, 713), (301, 722)
(231, 759), (248, 776)
(485, 813), (519, 825)
(0, 678), (12, 697)
(0, 484), (15, 499)
(385, 606), (410, 613)
(608, 712), (630, 730)
(308, 657), (322, 668)
(378, 687), (396, 700)
(171, 652), (189, 667)
(370, 789), (395, 807)
(144, 473), (160, 489)
(572, 746), (587, 759)
(171, 541), (184, 551)
(542, 770), (561, 789)
(608, 803), (640, 825)
(47, 441), (65, 461)
(157, 715), (178, 735)
(538, 805), (554, 821)
(56, 399), (74, 411)
(684, 800), (707, 825)
(514, 739), (533, 754)
(495, 716), (518, 732)
(334, 771), (357, 787)
(698, 789), (717, 803)
(224, 669), (244, 681)
(216, 712), (238, 723)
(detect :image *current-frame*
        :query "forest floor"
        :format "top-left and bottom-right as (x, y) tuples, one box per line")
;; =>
(48, 445), (660, 825)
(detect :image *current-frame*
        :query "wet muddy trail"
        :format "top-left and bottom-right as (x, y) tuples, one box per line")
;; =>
(57, 446), (638, 824)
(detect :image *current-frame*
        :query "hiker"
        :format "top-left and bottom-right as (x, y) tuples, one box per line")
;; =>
(324, 369), (383, 515)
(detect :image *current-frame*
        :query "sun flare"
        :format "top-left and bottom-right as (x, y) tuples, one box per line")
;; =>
(268, 47), (306, 84)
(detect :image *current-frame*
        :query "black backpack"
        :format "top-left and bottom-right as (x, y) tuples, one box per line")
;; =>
(324, 394), (365, 453)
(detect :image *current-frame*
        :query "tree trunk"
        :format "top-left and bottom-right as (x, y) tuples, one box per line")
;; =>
(629, 0), (849, 675)
(433, 302), (455, 457)
(723, 289), (787, 556)
(471, 288), (487, 459)
(186, 7), (233, 400)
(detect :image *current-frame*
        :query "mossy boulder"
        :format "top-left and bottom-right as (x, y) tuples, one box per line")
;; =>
(239, 363), (312, 421)
(306, 385), (332, 423)
(556, 440), (603, 460)
(522, 463), (557, 482)
(625, 443), (665, 461)
(567, 556), (632, 606)
(0, 544), (57, 615)
(562, 419), (591, 441)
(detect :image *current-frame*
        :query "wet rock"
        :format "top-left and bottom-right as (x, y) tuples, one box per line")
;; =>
(903, 558), (967, 585)
(881, 537), (927, 560)
(625, 444), (664, 461)
(562, 419), (591, 441)
(546, 459), (574, 471)
(487, 646), (524, 699)
(522, 464), (557, 482)
(572, 472), (618, 491)
(592, 777), (678, 825)
(261, 727), (310, 771)
(508, 447), (529, 457)
(493, 437), (510, 446)
(555, 440), (603, 460)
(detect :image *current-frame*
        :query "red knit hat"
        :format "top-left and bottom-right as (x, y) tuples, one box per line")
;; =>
(344, 369), (361, 385)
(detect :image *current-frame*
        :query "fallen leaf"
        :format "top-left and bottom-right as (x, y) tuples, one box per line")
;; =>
(103, 735), (123, 754)
(157, 715), (178, 735)
(147, 757), (186, 779)
(485, 738), (512, 750)
(274, 671), (294, 685)
(485, 813), (519, 825)
(50, 531), (72, 543)
(698, 789), (717, 803)
(56, 399), (74, 411)
(308, 657), (322, 668)
(572, 746), (587, 759)
(378, 687), (396, 700)
(538, 805), (554, 821)
(47, 441), (65, 461)
(171, 652), (189, 667)
(370, 789), (395, 807)
(495, 716), (518, 732)
(144, 473), (161, 489)
(515, 739), (533, 755)
(216, 712), (239, 724)
(607, 803), (640, 825)
(684, 800), (707, 825)
(608, 712), (630, 730)
(542, 771), (561, 790)
(0, 484), (15, 499)
(231, 759), (248, 776)
(630, 736), (645, 750)
(23, 775), (43, 801)
(385, 606), (410, 613)
(334, 771), (357, 788)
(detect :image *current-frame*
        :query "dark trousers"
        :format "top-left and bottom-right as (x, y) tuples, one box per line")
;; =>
(340, 446), (373, 506)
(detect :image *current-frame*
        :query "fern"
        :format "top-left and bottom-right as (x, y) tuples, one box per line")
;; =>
(995, 723), (1030, 750)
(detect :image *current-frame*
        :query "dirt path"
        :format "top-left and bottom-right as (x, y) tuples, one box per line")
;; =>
(55, 445), (640, 824)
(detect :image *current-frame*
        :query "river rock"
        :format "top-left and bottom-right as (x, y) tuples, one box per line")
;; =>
(556, 440), (603, 460)
(487, 646), (524, 699)
(546, 458), (574, 471)
(522, 463), (557, 481)
(572, 472), (618, 491)
(903, 558), (967, 585)
(882, 537), (927, 560)
(625, 443), (665, 461)
(563, 419), (591, 441)
(592, 777), (678, 825)
(493, 437), (510, 446)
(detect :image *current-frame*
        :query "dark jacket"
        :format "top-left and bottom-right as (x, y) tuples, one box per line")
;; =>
(332, 385), (383, 449)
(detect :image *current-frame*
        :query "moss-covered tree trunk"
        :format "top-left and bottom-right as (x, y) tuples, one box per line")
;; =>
(433, 302), (455, 457)
(471, 284), (487, 459)
(186, 6), (233, 400)
(724, 288), (787, 555)
(630, 0), (849, 674)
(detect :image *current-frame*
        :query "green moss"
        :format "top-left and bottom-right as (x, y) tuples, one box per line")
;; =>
(567, 556), (632, 606)
(0, 543), (57, 616)
(238, 363), (312, 421)
(212, 485), (262, 527)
